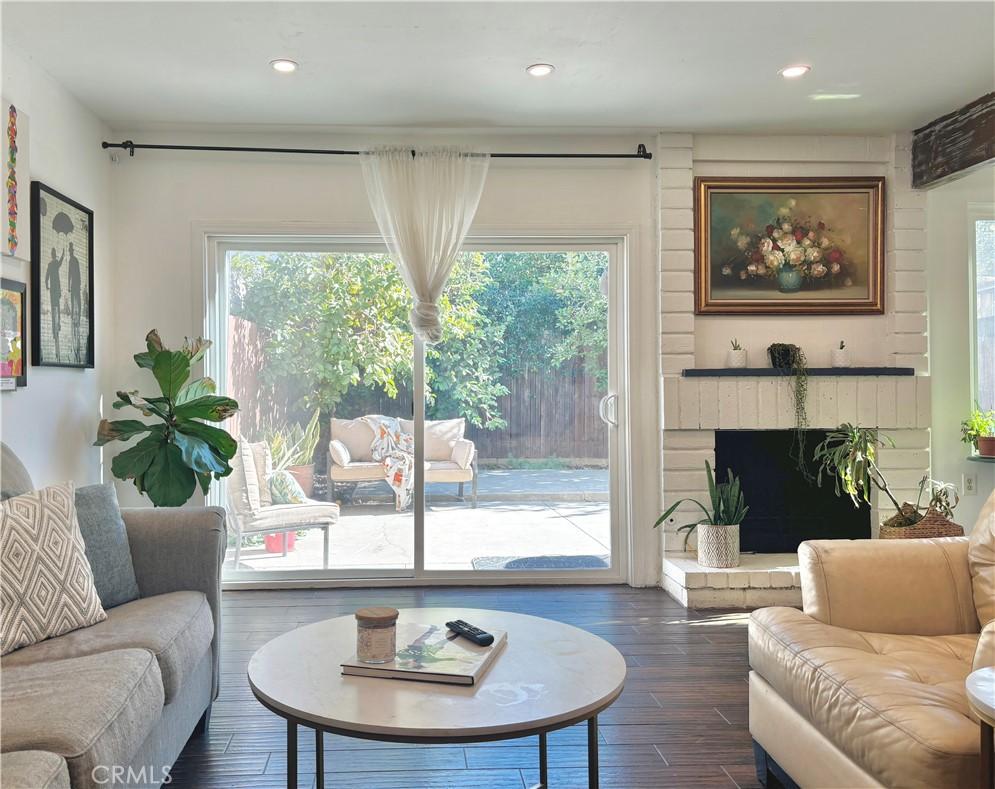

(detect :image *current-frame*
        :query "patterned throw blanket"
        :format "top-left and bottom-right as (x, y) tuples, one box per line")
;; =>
(360, 415), (415, 511)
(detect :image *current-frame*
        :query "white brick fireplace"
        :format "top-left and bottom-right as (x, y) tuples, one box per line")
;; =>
(657, 132), (930, 607)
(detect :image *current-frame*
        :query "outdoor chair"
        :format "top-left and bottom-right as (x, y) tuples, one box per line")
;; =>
(226, 441), (339, 569)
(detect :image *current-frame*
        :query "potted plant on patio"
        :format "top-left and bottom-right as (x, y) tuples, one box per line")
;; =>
(961, 405), (995, 458)
(653, 461), (749, 568)
(813, 423), (964, 539)
(267, 410), (321, 496)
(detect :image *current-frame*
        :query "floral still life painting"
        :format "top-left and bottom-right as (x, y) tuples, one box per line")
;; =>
(694, 177), (884, 314)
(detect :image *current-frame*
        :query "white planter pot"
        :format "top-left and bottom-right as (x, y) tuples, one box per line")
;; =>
(696, 523), (740, 568)
(726, 349), (748, 368)
(831, 348), (851, 368)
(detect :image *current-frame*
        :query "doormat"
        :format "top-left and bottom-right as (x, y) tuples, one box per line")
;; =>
(470, 554), (610, 570)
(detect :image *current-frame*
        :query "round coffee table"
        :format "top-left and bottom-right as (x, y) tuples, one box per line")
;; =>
(967, 667), (995, 789)
(248, 607), (627, 789)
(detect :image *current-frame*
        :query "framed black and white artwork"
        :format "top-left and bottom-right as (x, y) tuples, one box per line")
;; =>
(30, 181), (94, 368)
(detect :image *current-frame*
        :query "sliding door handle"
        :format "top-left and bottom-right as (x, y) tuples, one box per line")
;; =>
(598, 393), (618, 427)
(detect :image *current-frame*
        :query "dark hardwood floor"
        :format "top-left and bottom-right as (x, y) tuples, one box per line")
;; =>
(170, 585), (760, 789)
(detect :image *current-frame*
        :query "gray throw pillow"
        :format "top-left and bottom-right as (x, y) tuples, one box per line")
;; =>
(74, 484), (140, 608)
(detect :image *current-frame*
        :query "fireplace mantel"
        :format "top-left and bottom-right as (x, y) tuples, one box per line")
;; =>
(682, 367), (914, 378)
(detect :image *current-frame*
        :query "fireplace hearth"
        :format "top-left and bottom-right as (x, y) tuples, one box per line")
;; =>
(714, 429), (871, 553)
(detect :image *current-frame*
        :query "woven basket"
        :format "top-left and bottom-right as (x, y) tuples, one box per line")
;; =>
(879, 505), (964, 540)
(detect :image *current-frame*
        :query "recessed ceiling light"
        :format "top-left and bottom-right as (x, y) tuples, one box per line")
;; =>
(810, 93), (861, 101)
(526, 63), (555, 77)
(779, 64), (811, 79)
(270, 59), (299, 74)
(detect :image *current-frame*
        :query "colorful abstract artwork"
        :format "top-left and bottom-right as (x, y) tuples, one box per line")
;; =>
(6, 105), (17, 255)
(31, 182), (94, 368)
(1, 278), (26, 387)
(694, 177), (885, 314)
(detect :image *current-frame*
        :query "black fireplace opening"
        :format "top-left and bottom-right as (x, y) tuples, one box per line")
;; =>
(714, 430), (871, 553)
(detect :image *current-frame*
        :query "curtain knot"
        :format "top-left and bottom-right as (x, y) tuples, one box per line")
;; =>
(410, 301), (443, 344)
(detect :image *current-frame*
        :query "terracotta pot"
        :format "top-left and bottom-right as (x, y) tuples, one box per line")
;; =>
(264, 532), (296, 553)
(978, 436), (995, 458)
(696, 523), (740, 568)
(287, 464), (315, 497)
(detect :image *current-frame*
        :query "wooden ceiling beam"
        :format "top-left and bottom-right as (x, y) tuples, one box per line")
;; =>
(912, 92), (995, 189)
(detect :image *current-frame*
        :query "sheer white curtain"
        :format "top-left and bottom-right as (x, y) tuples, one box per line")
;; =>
(360, 147), (489, 344)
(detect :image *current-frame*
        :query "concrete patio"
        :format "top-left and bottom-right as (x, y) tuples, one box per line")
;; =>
(225, 468), (611, 574)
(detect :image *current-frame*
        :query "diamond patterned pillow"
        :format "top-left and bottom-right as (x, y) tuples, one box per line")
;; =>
(1, 482), (107, 655)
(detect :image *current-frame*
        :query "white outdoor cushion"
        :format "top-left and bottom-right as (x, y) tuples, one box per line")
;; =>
(245, 503), (340, 532)
(425, 460), (474, 484)
(451, 438), (474, 469)
(328, 439), (351, 468)
(329, 462), (386, 482)
(238, 441), (272, 510)
(399, 418), (465, 461)
(330, 418), (376, 462)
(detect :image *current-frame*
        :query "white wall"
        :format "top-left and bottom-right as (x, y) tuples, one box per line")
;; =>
(0, 43), (112, 487)
(927, 165), (995, 530)
(107, 129), (662, 584)
(660, 133), (928, 373)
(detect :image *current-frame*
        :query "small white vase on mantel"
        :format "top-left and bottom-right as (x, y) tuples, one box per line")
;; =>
(696, 523), (741, 568)
(831, 341), (851, 368)
(726, 345), (748, 368)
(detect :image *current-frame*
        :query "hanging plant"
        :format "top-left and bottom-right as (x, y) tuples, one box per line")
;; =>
(768, 343), (812, 480)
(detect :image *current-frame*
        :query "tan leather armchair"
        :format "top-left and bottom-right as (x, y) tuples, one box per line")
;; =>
(749, 491), (994, 789)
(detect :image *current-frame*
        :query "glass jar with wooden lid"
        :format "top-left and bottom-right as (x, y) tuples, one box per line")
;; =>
(355, 606), (399, 664)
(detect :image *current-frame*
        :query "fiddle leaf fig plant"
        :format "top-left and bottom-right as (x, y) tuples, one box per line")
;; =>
(95, 330), (239, 507)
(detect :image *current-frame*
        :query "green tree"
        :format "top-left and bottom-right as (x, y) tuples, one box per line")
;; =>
(230, 251), (507, 429)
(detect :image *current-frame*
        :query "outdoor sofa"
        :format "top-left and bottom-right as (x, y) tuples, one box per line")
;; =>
(328, 416), (478, 507)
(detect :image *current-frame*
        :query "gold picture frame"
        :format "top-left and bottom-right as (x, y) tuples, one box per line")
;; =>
(694, 177), (885, 315)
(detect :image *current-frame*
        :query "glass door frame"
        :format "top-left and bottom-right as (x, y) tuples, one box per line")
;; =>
(203, 232), (630, 587)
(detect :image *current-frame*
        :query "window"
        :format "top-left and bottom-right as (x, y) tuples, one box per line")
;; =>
(204, 236), (626, 584)
(975, 218), (995, 411)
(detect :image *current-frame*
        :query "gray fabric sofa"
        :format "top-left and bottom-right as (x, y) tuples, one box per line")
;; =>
(0, 444), (226, 789)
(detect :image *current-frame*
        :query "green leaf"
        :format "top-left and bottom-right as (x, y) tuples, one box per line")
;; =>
(175, 419), (237, 459)
(113, 390), (170, 419)
(146, 329), (164, 354)
(110, 432), (163, 482)
(182, 337), (211, 364)
(133, 352), (155, 369)
(144, 442), (197, 507)
(152, 350), (191, 400)
(174, 395), (239, 422)
(196, 471), (212, 496)
(173, 430), (228, 475)
(176, 377), (216, 405)
(94, 419), (154, 446)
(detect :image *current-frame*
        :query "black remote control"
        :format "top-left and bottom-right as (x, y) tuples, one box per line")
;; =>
(445, 619), (495, 647)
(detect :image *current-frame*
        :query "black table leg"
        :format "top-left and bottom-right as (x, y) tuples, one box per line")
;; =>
(982, 720), (993, 789)
(315, 729), (325, 789)
(588, 716), (599, 789)
(539, 731), (548, 787)
(287, 720), (297, 789)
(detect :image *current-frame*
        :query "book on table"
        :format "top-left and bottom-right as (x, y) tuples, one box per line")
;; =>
(341, 623), (508, 686)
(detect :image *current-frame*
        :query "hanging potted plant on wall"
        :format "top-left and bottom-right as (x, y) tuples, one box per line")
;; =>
(961, 406), (995, 458)
(768, 343), (812, 481)
(813, 423), (964, 539)
(653, 461), (749, 568)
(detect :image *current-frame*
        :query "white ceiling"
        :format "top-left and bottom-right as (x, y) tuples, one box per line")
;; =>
(3, 1), (993, 133)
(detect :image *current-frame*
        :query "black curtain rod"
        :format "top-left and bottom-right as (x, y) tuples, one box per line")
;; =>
(101, 140), (652, 160)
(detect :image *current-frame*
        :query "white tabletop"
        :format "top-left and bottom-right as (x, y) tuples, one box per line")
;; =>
(247, 607), (627, 741)
(967, 667), (995, 727)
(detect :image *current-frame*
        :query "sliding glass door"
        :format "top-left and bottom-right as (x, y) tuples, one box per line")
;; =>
(209, 237), (626, 584)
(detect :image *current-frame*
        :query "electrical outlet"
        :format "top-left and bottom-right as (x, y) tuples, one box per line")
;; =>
(962, 472), (978, 496)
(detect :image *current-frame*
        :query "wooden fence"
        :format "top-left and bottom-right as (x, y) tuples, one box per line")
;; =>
(228, 317), (608, 462)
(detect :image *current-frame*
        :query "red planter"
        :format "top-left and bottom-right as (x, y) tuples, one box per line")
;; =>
(264, 532), (296, 553)
(979, 436), (995, 458)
